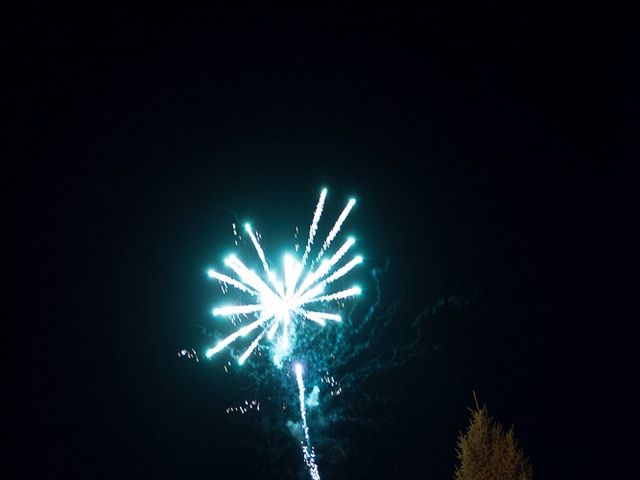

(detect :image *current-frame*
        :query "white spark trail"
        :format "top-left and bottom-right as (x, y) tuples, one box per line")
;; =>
(207, 269), (258, 296)
(294, 283), (326, 306)
(294, 255), (362, 306)
(295, 363), (321, 480)
(205, 311), (272, 358)
(238, 318), (274, 365)
(245, 223), (270, 275)
(318, 256), (363, 288)
(314, 198), (356, 265)
(302, 311), (342, 325)
(212, 304), (266, 316)
(301, 188), (327, 267)
(224, 256), (278, 301)
(297, 237), (355, 295)
(307, 286), (362, 304)
(297, 253), (362, 302)
(268, 271), (286, 298)
(284, 254), (302, 297)
(301, 311), (326, 326)
(267, 316), (280, 339)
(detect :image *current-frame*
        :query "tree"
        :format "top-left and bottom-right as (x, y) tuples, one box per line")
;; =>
(454, 393), (533, 480)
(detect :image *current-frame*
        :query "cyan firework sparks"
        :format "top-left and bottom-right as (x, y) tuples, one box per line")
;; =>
(205, 188), (362, 366)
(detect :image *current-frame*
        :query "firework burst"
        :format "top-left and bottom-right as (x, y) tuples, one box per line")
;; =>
(205, 188), (362, 366)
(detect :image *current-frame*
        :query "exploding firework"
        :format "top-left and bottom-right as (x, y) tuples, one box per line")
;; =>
(205, 188), (362, 367)
(204, 188), (364, 480)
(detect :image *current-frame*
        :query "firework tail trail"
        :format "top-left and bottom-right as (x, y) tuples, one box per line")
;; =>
(295, 363), (321, 480)
(309, 255), (363, 294)
(238, 316), (276, 365)
(297, 236), (355, 295)
(205, 311), (272, 358)
(301, 188), (327, 267)
(245, 223), (286, 296)
(310, 286), (362, 303)
(294, 252), (361, 306)
(207, 269), (258, 296)
(244, 223), (270, 275)
(313, 197), (356, 267)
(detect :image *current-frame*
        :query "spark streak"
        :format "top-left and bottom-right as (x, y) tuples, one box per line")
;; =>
(309, 286), (362, 303)
(297, 237), (355, 295)
(314, 197), (356, 265)
(244, 223), (270, 275)
(302, 311), (342, 325)
(205, 311), (272, 358)
(301, 188), (327, 267)
(295, 363), (321, 480)
(238, 320), (273, 365)
(207, 269), (258, 296)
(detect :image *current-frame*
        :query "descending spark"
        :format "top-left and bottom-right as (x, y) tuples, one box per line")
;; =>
(205, 190), (362, 365)
(295, 363), (321, 480)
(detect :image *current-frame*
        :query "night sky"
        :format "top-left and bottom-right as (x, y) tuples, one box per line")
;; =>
(9, 5), (638, 479)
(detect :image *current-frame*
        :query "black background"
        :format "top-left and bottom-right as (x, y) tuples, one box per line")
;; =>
(8, 4), (638, 479)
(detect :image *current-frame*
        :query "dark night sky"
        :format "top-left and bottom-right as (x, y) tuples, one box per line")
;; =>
(8, 5), (638, 479)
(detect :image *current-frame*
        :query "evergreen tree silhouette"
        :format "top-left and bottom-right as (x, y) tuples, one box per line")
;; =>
(454, 392), (533, 480)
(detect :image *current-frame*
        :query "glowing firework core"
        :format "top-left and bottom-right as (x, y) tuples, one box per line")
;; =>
(206, 189), (362, 366)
